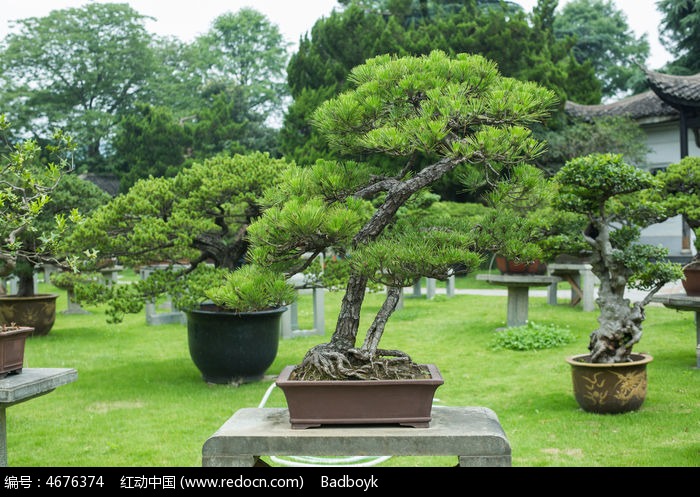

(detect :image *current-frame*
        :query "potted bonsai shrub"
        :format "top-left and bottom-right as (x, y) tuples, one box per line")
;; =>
(50, 269), (102, 314)
(657, 156), (700, 295)
(0, 115), (106, 336)
(227, 50), (558, 427)
(66, 151), (296, 384)
(184, 264), (296, 385)
(552, 153), (683, 414)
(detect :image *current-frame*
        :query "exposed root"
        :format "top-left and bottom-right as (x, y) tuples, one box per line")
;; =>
(291, 343), (430, 380)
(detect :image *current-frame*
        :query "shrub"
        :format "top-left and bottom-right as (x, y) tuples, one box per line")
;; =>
(490, 321), (575, 351)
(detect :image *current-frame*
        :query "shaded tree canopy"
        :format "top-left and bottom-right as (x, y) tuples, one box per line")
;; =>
(657, 0), (700, 74)
(553, 0), (650, 99)
(193, 8), (291, 128)
(280, 0), (597, 202)
(0, 3), (157, 172)
(536, 115), (651, 174)
(111, 103), (189, 193)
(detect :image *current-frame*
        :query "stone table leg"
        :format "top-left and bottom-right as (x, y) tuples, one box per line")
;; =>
(290, 300), (299, 331)
(426, 278), (436, 300)
(506, 286), (529, 327)
(695, 311), (700, 369)
(547, 280), (558, 305)
(581, 268), (595, 312)
(0, 407), (6, 467)
(396, 287), (404, 310)
(281, 289), (324, 339)
(446, 275), (455, 297)
(568, 273), (582, 305)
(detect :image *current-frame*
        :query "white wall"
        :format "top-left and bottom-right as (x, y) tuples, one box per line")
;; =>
(642, 120), (700, 171)
(639, 119), (699, 261)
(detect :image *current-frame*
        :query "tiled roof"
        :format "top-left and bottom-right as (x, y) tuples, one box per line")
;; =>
(565, 70), (700, 121)
(645, 70), (700, 110)
(79, 173), (120, 197)
(565, 90), (677, 120)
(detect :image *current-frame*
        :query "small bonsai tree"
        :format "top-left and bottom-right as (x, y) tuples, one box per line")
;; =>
(50, 269), (101, 291)
(0, 115), (99, 296)
(552, 153), (683, 363)
(65, 151), (295, 323)
(234, 50), (558, 380)
(657, 156), (700, 267)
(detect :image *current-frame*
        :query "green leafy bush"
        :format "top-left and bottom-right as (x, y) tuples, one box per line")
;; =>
(490, 321), (575, 351)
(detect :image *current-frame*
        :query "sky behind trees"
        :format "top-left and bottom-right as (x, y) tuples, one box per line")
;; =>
(1, 0), (672, 68)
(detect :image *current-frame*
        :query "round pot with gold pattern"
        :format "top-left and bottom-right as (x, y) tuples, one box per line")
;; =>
(565, 353), (653, 414)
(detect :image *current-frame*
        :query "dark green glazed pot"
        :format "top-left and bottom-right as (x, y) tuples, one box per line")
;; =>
(186, 304), (285, 385)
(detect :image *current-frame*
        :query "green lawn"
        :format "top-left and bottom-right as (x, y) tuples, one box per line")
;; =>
(6, 278), (699, 467)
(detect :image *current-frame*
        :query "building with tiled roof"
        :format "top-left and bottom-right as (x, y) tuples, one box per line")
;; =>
(79, 173), (121, 197)
(564, 70), (700, 262)
(565, 70), (700, 172)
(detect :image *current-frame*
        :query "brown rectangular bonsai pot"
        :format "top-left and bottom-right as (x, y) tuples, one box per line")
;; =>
(275, 363), (444, 429)
(0, 326), (33, 377)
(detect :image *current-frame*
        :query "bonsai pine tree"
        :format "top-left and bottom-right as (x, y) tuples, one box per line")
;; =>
(64, 151), (294, 322)
(552, 153), (683, 364)
(241, 50), (558, 380)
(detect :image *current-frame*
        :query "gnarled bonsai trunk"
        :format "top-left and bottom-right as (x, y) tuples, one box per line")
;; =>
(585, 220), (645, 363)
(14, 258), (37, 297)
(295, 159), (461, 380)
(589, 294), (645, 363)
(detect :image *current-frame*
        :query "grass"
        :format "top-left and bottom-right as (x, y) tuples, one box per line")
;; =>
(6, 277), (699, 467)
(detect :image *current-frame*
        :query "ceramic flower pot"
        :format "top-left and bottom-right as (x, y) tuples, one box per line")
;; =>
(275, 363), (444, 429)
(0, 326), (33, 378)
(495, 255), (547, 275)
(185, 304), (285, 385)
(566, 353), (653, 414)
(0, 294), (58, 337)
(681, 262), (700, 296)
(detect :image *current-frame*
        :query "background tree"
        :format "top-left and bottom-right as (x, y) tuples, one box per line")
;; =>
(110, 103), (190, 193)
(188, 8), (291, 155)
(0, 3), (157, 173)
(524, 0), (599, 105)
(0, 5), (293, 190)
(553, 0), (650, 99)
(281, 4), (392, 164)
(106, 8), (292, 188)
(187, 84), (271, 159)
(280, 0), (597, 201)
(536, 115), (651, 174)
(657, 0), (700, 74)
(146, 37), (206, 118)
